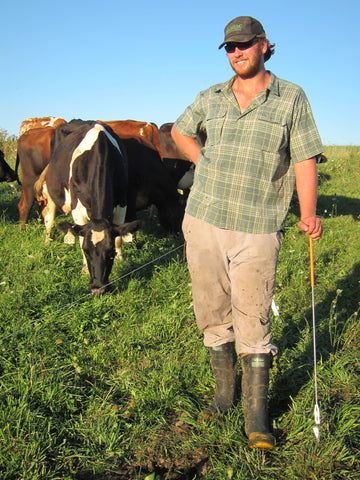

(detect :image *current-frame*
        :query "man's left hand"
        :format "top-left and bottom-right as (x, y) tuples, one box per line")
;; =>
(298, 216), (323, 241)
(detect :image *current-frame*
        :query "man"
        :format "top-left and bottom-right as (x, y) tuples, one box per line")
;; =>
(171, 16), (323, 449)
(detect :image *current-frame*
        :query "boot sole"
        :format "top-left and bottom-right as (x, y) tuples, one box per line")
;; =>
(248, 432), (275, 449)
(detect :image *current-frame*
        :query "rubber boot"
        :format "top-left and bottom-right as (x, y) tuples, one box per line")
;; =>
(241, 353), (275, 449)
(208, 342), (237, 414)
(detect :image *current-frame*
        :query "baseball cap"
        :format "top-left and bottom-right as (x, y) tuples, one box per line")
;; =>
(219, 16), (266, 49)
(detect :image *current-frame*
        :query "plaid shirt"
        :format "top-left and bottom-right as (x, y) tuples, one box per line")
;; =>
(174, 73), (323, 233)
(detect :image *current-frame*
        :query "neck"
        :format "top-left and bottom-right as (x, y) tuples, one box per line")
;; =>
(233, 69), (270, 93)
(231, 70), (271, 114)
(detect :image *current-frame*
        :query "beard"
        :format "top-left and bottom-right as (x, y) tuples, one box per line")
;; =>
(230, 45), (264, 79)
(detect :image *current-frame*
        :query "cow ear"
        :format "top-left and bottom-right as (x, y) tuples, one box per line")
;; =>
(57, 221), (85, 237)
(112, 220), (142, 236)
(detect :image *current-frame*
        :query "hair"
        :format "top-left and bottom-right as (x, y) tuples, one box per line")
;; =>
(264, 40), (275, 62)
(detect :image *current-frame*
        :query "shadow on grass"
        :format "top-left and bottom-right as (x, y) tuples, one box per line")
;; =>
(317, 194), (360, 220)
(75, 460), (208, 480)
(289, 190), (360, 222)
(270, 260), (360, 423)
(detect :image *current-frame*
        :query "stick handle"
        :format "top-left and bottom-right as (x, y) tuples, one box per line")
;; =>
(309, 236), (315, 288)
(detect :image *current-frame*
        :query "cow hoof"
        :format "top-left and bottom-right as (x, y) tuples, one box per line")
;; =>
(64, 232), (76, 244)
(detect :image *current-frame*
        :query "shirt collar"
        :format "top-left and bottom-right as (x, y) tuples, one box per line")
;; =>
(216, 71), (280, 97)
(267, 72), (280, 96)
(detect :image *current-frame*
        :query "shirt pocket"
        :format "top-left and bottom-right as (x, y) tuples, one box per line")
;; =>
(204, 107), (227, 146)
(255, 117), (288, 154)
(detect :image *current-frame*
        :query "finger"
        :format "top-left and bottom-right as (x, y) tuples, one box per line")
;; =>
(310, 224), (323, 240)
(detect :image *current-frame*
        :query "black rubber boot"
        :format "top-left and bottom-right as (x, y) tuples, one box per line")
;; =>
(241, 353), (275, 449)
(208, 342), (237, 414)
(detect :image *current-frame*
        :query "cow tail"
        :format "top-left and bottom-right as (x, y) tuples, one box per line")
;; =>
(14, 152), (22, 185)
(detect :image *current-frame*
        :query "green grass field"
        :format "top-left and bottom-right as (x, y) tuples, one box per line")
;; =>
(0, 146), (359, 479)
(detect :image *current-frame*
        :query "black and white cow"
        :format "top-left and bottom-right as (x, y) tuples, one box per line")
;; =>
(38, 120), (141, 295)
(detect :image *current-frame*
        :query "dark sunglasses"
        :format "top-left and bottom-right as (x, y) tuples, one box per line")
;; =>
(224, 38), (260, 53)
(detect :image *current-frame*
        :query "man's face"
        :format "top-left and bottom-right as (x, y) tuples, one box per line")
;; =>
(226, 39), (267, 79)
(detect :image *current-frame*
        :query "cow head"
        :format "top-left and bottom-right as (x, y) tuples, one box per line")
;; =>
(157, 196), (186, 236)
(57, 218), (141, 295)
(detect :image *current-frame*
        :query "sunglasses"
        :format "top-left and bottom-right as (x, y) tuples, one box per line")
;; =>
(224, 38), (260, 53)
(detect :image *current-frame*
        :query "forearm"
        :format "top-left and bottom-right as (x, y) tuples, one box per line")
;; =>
(294, 158), (323, 240)
(295, 158), (318, 219)
(171, 125), (201, 164)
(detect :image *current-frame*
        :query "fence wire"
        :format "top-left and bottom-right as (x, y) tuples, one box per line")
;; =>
(0, 243), (185, 343)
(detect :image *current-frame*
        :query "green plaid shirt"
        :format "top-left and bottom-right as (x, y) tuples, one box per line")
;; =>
(174, 73), (323, 233)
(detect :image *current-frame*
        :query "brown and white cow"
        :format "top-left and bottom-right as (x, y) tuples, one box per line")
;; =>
(16, 126), (56, 228)
(0, 150), (20, 183)
(99, 120), (162, 157)
(36, 120), (141, 294)
(20, 116), (66, 135)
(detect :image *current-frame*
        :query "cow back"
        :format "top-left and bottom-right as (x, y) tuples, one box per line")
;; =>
(100, 120), (162, 157)
(51, 119), (97, 154)
(20, 116), (66, 135)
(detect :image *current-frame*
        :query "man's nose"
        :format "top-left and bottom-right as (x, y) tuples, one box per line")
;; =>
(234, 47), (244, 55)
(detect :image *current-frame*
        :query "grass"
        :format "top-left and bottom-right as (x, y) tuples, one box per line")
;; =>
(0, 146), (359, 479)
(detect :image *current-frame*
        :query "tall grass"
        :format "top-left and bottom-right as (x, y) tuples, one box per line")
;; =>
(0, 146), (359, 479)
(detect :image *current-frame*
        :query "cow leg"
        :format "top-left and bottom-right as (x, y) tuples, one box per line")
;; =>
(113, 205), (129, 257)
(41, 185), (57, 244)
(78, 237), (89, 275)
(71, 201), (90, 274)
(18, 185), (35, 229)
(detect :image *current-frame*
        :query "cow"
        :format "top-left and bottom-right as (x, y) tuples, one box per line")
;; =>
(101, 121), (195, 190)
(122, 138), (185, 235)
(15, 120), (164, 230)
(0, 150), (20, 183)
(163, 158), (195, 191)
(35, 120), (141, 295)
(20, 116), (66, 135)
(64, 121), (186, 236)
(316, 154), (327, 164)
(158, 122), (206, 194)
(99, 120), (162, 156)
(16, 126), (56, 228)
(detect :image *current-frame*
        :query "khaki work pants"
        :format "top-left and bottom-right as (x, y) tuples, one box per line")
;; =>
(182, 213), (281, 355)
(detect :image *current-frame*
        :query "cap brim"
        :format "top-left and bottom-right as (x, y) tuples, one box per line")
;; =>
(218, 34), (258, 49)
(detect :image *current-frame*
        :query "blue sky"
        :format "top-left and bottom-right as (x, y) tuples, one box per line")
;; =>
(2, 0), (359, 145)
